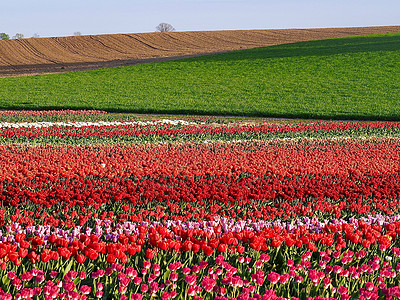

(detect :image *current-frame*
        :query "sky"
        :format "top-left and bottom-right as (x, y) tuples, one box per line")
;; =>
(1, 0), (399, 38)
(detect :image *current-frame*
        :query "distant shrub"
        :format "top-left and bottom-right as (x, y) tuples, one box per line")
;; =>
(12, 33), (24, 39)
(156, 23), (175, 32)
(0, 33), (9, 40)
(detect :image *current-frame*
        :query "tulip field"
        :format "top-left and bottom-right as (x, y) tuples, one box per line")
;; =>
(1, 110), (400, 300)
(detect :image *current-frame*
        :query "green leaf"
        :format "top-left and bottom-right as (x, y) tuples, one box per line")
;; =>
(2, 274), (10, 286)
(62, 259), (74, 279)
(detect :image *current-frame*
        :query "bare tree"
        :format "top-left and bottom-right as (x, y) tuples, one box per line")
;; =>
(31, 33), (40, 38)
(74, 31), (82, 36)
(156, 23), (175, 32)
(12, 33), (24, 39)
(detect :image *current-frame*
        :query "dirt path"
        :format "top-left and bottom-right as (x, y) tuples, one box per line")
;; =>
(1, 26), (399, 77)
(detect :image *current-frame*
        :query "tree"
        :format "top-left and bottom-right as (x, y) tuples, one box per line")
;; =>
(12, 33), (24, 39)
(31, 33), (40, 38)
(0, 33), (9, 40)
(74, 32), (82, 36)
(156, 23), (175, 32)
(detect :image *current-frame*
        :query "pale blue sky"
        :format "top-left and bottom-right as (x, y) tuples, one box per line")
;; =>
(1, 0), (399, 38)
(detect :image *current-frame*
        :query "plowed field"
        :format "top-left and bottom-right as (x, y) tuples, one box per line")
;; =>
(1, 26), (399, 77)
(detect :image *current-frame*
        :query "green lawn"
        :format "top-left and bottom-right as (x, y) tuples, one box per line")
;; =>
(1, 33), (400, 119)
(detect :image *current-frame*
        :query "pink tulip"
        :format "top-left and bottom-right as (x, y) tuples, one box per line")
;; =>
(62, 280), (75, 292)
(150, 282), (159, 294)
(260, 254), (270, 262)
(202, 277), (216, 292)
(43, 286), (51, 296)
(267, 272), (280, 284)
(143, 260), (151, 269)
(148, 274), (157, 283)
(365, 282), (375, 291)
(20, 288), (33, 299)
(287, 259), (294, 267)
(80, 285), (91, 295)
(12, 278), (22, 290)
(185, 274), (198, 286)
(126, 267), (138, 278)
(21, 272), (34, 282)
(140, 284), (148, 293)
(170, 272), (178, 282)
(188, 286), (197, 296)
(153, 264), (161, 272)
(199, 261), (208, 269)
(119, 285), (128, 294)
(96, 282), (104, 291)
(338, 286), (348, 295)
(106, 267), (113, 276)
(295, 276), (304, 283)
(120, 276), (131, 286)
(134, 277), (142, 285)
(79, 271), (86, 280)
(7, 272), (17, 280)
(280, 273), (290, 284)
(192, 265), (201, 274)
(66, 271), (77, 280)
(323, 278), (331, 287)
(33, 287), (42, 296)
(95, 291), (103, 298)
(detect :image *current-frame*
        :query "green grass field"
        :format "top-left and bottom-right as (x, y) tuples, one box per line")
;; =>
(1, 33), (399, 119)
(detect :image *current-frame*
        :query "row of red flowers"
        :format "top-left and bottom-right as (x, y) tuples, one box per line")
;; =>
(0, 172), (399, 226)
(2, 217), (400, 262)
(0, 121), (400, 144)
(1, 139), (400, 181)
(0, 110), (107, 117)
(0, 215), (400, 299)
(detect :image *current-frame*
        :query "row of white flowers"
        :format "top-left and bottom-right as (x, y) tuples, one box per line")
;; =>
(0, 119), (203, 128)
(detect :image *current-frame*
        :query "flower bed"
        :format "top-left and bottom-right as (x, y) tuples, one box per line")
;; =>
(0, 111), (400, 299)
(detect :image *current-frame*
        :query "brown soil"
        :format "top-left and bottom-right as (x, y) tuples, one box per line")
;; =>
(1, 26), (399, 77)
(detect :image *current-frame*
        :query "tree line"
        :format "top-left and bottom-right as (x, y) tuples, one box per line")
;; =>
(0, 24), (175, 40)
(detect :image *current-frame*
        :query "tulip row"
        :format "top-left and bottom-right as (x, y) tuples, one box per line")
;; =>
(1, 172), (400, 226)
(1, 216), (400, 299)
(0, 120), (200, 129)
(0, 120), (400, 144)
(2, 139), (400, 182)
(0, 110), (107, 117)
(0, 110), (218, 125)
